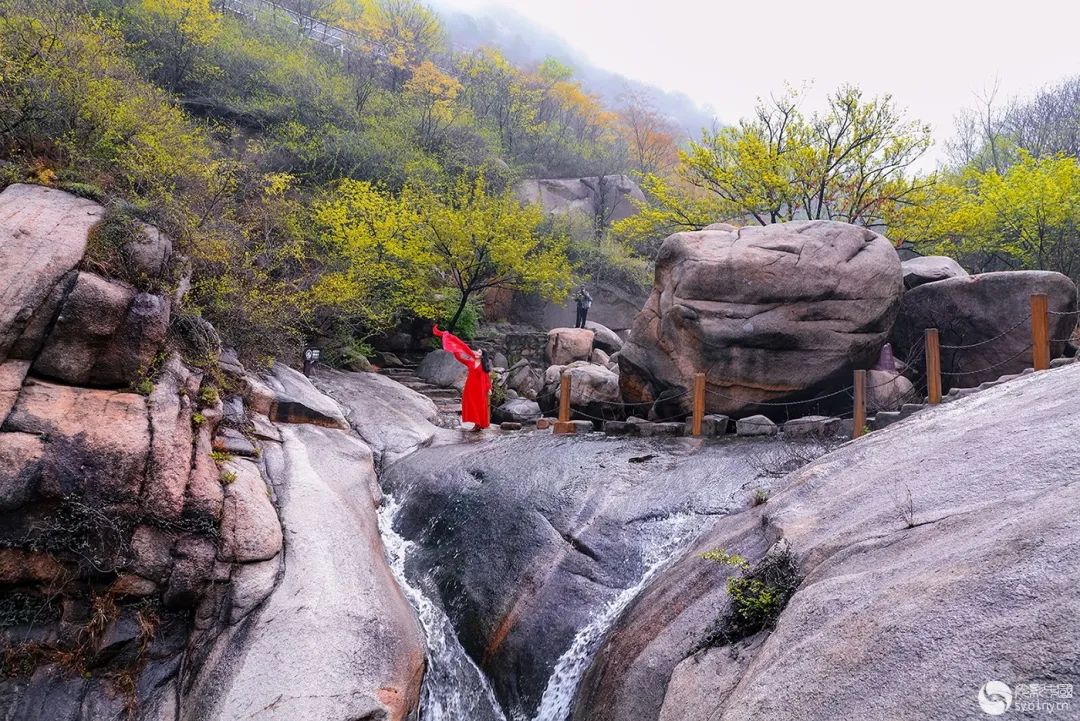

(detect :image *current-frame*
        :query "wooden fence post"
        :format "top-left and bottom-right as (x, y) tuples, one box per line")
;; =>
(852, 369), (866, 439)
(1030, 293), (1050, 371)
(554, 372), (575, 434)
(925, 328), (941, 404)
(691, 373), (705, 437)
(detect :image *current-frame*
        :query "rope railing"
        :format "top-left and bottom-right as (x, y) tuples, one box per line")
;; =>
(938, 345), (1034, 377)
(938, 315), (1028, 350)
(537, 293), (1071, 440)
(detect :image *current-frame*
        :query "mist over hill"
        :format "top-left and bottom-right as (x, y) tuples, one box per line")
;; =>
(431, 1), (718, 139)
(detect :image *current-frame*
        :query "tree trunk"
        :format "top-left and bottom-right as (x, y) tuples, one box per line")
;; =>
(448, 291), (471, 333)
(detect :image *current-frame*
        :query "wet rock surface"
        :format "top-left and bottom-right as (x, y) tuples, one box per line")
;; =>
(313, 367), (439, 467)
(572, 363), (1080, 721)
(184, 424), (425, 721)
(381, 433), (772, 719)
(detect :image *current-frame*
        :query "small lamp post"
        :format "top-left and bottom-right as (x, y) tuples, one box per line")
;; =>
(303, 347), (321, 377)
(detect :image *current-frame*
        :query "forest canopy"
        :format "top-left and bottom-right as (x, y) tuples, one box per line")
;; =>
(1, 0), (1078, 364)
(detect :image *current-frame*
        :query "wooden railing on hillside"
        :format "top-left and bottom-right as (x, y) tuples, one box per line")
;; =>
(552, 294), (1074, 439)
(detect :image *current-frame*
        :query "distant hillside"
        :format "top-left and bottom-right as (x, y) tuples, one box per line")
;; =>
(432, 2), (717, 138)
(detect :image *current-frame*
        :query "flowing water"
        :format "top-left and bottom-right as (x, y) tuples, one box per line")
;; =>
(528, 512), (701, 721)
(378, 496), (509, 721)
(380, 494), (706, 721)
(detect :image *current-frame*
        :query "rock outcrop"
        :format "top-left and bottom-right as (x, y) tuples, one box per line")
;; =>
(0, 184), (103, 360)
(619, 221), (904, 419)
(183, 424), (425, 721)
(572, 363), (1080, 721)
(31, 272), (170, 387)
(901, 254), (969, 289)
(547, 328), (595, 365)
(313, 366), (439, 467)
(515, 175), (645, 226)
(382, 433), (772, 719)
(891, 270), (1078, 390)
(0, 183), (428, 721)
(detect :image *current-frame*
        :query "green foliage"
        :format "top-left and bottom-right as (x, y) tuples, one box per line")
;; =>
(0, 0), (640, 361)
(197, 385), (219, 407)
(696, 545), (801, 650)
(192, 412), (206, 427)
(83, 206), (169, 292)
(891, 153), (1080, 281)
(219, 469), (237, 485)
(210, 450), (232, 463)
(752, 488), (769, 506)
(488, 369), (507, 409)
(434, 292), (484, 340)
(616, 84), (934, 251)
(134, 379), (155, 396)
(414, 174), (574, 331)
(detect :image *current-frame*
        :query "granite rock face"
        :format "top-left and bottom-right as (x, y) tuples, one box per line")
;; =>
(573, 363), (1080, 721)
(891, 270), (1077, 390)
(620, 221), (903, 418)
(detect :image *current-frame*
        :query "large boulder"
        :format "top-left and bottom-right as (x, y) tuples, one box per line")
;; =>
(312, 367), (439, 467)
(572, 363), (1080, 721)
(0, 184), (104, 362)
(492, 398), (542, 423)
(183, 425), (425, 721)
(382, 434), (768, 720)
(252, 363), (348, 429)
(558, 362), (620, 408)
(619, 221), (904, 418)
(891, 271), (1078, 390)
(901, 255), (969, 289)
(585, 321), (623, 355)
(31, 272), (170, 387)
(506, 359), (543, 400)
(417, 349), (468, 390)
(547, 328), (594, 366)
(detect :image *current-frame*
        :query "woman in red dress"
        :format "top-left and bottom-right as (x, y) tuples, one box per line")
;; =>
(433, 326), (492, 430)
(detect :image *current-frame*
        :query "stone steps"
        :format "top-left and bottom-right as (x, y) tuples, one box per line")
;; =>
(868, 360), (1073, 430)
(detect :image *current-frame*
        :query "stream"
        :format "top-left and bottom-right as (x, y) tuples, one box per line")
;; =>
(378, 495), (707, 721)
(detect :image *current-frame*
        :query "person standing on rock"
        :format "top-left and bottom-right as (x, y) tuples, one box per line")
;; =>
(433, 326), (492, 431)
(574, 286), (592, 328)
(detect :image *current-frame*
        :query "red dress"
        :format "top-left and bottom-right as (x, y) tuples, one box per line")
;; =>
(433, 326), (491, 429)
(454, 351), (491, 429)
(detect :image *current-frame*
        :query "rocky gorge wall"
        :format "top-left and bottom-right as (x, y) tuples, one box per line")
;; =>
(0, 184), (435, 721)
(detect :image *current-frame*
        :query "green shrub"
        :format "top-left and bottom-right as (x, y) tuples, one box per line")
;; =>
(435, 292), (484, 340)
(133, 378), (155, 396)
(219, 470), (237, 485)
(695, 544), (801, 650)
(198, 386), (219, 407)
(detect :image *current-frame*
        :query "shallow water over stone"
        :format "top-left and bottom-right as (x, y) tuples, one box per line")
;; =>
(379, 432), (778, 720)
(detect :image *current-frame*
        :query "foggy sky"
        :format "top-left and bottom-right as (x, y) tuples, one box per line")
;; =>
(437, 0), (1080, 168)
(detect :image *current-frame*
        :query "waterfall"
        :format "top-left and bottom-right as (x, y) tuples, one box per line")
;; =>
(378, 496), (509, 721)
(530, 512), (701, 721)
(380, 496), (703, 721)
